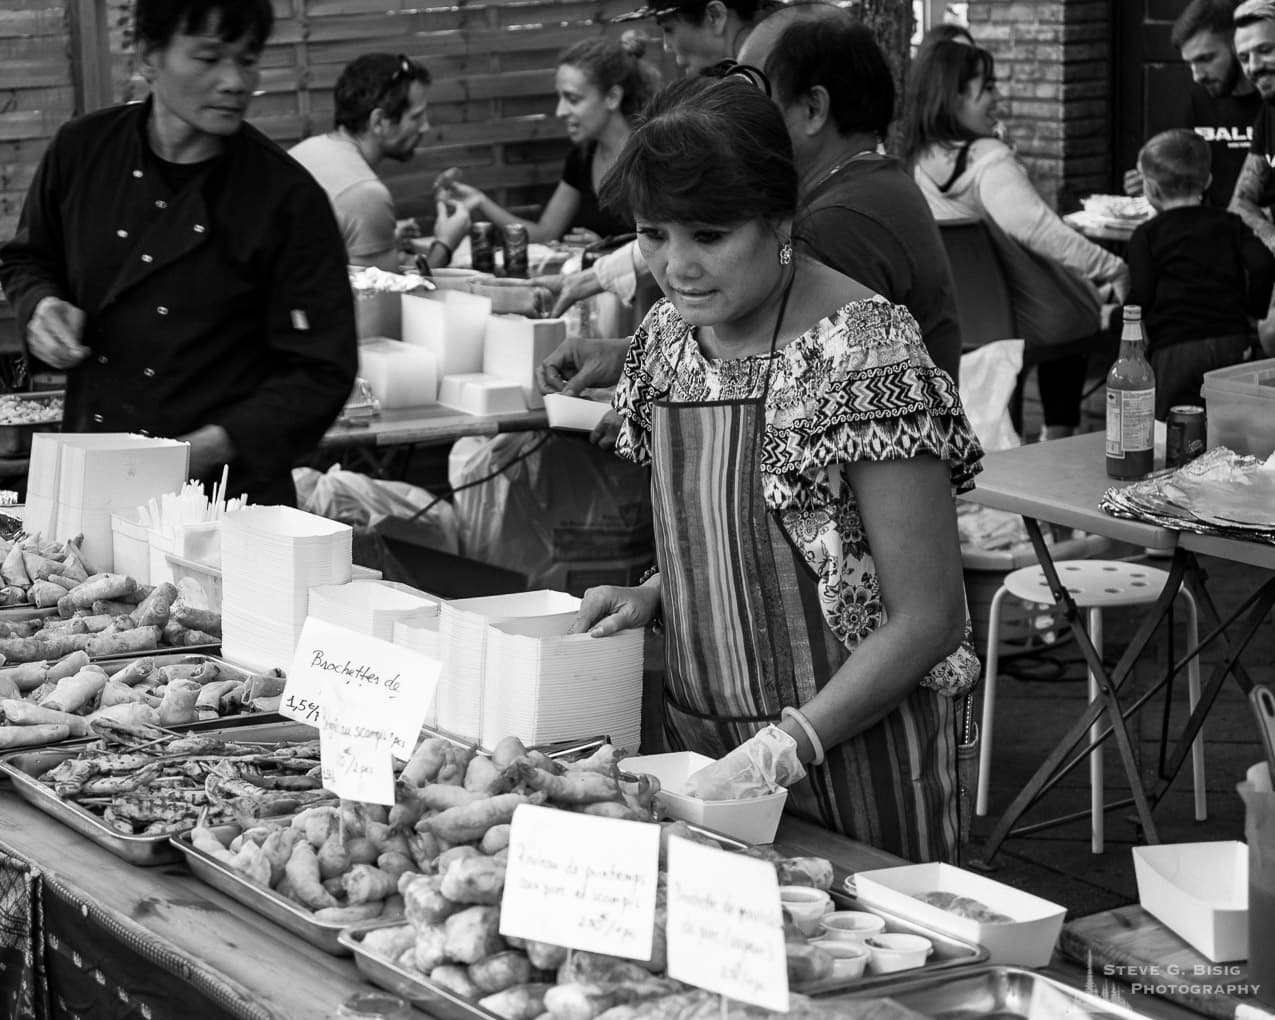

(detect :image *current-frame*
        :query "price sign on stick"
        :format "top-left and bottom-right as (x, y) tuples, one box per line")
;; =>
(666, 835), (789, 1013)
(283, 617), (440, 759)
(318, 673), (395, 804)
(500, 804), (660, 961)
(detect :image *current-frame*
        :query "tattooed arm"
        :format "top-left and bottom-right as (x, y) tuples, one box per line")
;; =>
(1230, 153), (1275, 252)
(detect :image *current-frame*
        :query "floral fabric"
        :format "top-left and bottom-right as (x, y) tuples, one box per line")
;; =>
(613, 295), (986, 696)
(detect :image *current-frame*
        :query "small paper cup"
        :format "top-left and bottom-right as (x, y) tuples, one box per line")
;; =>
(779, 886), (833, 936)
(818, 910), (886, 943)
(864, 932), (933, 973)
(811, 938), (870, 980)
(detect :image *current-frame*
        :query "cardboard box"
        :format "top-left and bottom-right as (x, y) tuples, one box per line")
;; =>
(853, 861), (1066, 967)
(437, 373), (526, 415)
(624, 751), (787, 845)
(1132, 841), (1248, 962)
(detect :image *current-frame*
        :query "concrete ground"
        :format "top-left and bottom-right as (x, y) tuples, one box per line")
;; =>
(969, 372), (1273, 920)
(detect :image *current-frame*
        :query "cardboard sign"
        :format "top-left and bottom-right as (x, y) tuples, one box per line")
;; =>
(666, 835), (789, 1013)
(282, 617), (440, 759)
(500, 804), (660, 961)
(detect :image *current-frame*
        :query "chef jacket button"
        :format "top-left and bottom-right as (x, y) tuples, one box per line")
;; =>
(96, 354), (108, 365)
(132, 169), (142, 179)
(141, 254), (153, 263)
(193, 224), (206, 233)
(92, 413), (103, 424)
(138, 429), (151, 437)
(155, 200), (167, 210)
(156, 306), (169, 315)
(143, 368), (155, 378)
(116, 229), (128, 238)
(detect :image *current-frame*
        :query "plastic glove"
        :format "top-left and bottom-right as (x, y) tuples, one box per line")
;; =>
(682, 725), (806, 801)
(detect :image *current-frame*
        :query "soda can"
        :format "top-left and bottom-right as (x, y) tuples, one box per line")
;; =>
(1165, 404), (1207, 468)
(470, 221), (496, 273)
(502, 223), (529, 278)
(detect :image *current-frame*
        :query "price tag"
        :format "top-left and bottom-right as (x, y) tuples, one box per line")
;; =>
(318, 669), (395, 804)
(665, 835), (789, 1013)
(282, 617), (440, 759)
(500, 804), (660, 961)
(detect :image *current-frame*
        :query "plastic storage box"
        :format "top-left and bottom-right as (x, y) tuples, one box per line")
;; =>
(1201, 358), (1275, 458)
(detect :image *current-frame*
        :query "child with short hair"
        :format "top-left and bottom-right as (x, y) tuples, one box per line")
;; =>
(1128, 128), (1275, 418)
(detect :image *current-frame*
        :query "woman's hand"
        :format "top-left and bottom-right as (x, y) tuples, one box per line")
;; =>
(536, 336), (628, 396)
(589, 409), (622, 451)
(568, 582), (659, 637)
(552, 268), (605, 317)
(682, 726), (806, 799)
(433, 199), (471, 255)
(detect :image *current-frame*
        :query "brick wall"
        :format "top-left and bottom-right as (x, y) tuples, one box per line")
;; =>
(968, 0), (1112, 210)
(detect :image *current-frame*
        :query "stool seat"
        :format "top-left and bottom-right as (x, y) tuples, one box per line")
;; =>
(1003, 560), (1170, 610)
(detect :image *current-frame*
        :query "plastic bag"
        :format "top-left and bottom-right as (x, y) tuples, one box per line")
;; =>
(292, 465), (458, 553)
(452, 431), (653, 595)
(959, 339), (1024, 453)
(682, 726), (806, 801)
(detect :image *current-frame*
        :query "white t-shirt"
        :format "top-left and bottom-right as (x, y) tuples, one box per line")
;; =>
(289, 133), (395, 261)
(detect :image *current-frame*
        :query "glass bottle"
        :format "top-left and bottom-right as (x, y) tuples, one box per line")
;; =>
(1105, 305), (1156, 480)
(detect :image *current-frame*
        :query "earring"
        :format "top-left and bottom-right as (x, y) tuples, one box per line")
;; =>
(779, 241), (792, 265)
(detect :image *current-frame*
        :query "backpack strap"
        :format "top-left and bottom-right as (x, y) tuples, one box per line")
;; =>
(939, 139), (975, 193)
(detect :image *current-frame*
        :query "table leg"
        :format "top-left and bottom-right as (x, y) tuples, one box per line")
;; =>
(973, 525), (1185, 866)
(1149, 565), (1275, 806)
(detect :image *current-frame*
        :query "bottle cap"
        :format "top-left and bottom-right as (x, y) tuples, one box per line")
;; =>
(1123, 304), (1142, 321)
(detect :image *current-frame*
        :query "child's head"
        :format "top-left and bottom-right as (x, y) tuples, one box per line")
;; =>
(1137, 129), (1211, 209)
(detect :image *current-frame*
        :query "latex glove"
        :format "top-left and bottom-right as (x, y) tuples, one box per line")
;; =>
(682, 726), (807, 801)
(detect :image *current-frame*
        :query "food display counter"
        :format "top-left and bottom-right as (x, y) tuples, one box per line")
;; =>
(0, 794), (1206, 1020)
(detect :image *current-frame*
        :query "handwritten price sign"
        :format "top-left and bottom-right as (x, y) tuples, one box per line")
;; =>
(666, 835), (788, 1013)
(500, 804), (660, 961)
(282, 617), (440, 759)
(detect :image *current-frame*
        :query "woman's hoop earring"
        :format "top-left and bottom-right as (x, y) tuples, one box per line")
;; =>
(779, 241), (793, 265)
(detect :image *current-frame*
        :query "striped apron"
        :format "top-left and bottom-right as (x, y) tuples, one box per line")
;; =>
(651, 395), (959, 863)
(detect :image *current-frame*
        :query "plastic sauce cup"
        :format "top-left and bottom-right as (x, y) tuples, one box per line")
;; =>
(779, 885), (833, 936)
(818, 910), (887, 943)
(864, 932), (933, 974)
(811, 938), (870, 980)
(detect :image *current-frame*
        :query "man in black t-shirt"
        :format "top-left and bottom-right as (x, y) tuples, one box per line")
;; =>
(1126, 0), (1260, 209)
(1230, 0), (1275, 352)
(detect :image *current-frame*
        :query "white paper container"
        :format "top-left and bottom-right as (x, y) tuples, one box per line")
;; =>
(623, 750), (787, 845)
(308, 579), (439, 643)
(544, 393), (609, 432)
(358, 338), (438, 407)
(852, 862), (1066, 968)
(401, 290), (491, 377)
(1132, 841), (1248, 962)
(111, 510), (151, 583)
(437, 373), (527, 415)
(482, 314), (565, 411)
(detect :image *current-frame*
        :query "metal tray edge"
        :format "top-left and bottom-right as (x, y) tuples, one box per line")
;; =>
(340, 923), (504, 1020)
(0, 756), (178, 866)
(829, 964), (1157, 1020)
(170, 830), (351, 956)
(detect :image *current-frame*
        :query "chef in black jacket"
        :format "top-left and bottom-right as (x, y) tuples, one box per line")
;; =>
(0, 0), (357, 507)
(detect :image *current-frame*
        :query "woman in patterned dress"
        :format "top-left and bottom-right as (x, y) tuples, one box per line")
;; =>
(569, 75), (984, 863)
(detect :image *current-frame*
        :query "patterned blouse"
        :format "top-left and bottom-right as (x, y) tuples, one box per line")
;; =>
(613, 295), (985, 697)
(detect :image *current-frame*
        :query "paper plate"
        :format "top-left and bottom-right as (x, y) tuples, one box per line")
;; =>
(544, 393), (609, 432)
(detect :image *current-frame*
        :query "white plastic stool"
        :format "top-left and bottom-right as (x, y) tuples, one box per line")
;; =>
(976, 559), (1206, 852)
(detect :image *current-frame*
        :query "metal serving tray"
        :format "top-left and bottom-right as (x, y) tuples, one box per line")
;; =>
(0, 653), (280, 753)
(0, 391), (62, 456)
(171, 824), (351, 955)
(828, 964), (1155, 1019)
(0, 718), (318, 866)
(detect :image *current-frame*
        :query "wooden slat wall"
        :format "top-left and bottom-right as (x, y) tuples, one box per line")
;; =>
(107, 0), (665, 222)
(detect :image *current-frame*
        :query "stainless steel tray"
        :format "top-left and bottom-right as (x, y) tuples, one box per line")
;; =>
(0, 391), (62, 456)
(0, 653), (281, 753)
(794, 887), (988, 994)
(171, 825), (351, 955)
(0, 718), (319, 865)
(828, 964), (1155, 1018)
(342, 921), (501, 1020)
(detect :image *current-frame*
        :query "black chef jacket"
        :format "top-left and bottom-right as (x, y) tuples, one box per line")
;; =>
(0, 99), (358, 506)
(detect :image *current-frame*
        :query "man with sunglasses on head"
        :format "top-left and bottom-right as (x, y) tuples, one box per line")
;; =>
(290, 54), (470, 272)
(613, 0), (780, 73)
(0, 0), (357, 507)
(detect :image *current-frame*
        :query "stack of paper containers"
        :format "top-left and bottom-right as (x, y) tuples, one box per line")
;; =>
(308, 579), (439, 642)
(434, 590), (644, 753)
(220, 506), (352, 672)
(25, 433), (189, 572)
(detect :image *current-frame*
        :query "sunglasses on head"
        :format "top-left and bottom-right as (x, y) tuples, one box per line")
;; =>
(703, 59), (772, 97)
(374, 54), (414, 108)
